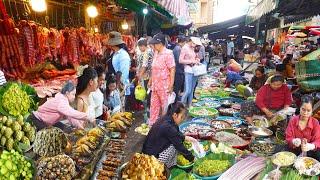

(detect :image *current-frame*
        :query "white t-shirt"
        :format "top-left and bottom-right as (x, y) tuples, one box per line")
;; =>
(89, 89), (104, 118)
(227, 41), (235, 56)
(0, 70), (6, 86)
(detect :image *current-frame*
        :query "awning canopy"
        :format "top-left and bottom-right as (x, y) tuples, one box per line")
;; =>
(198, 15), (246, 34)
(246, 0), (278, 24)
(116, 0), (173, 20)
(152, 0), (192, 25)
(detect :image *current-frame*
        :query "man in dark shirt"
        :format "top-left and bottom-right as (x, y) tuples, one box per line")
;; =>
(173, 36), (186, 101)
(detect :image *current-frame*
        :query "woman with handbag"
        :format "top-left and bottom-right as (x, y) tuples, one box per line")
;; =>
(179, 37), (203, 107)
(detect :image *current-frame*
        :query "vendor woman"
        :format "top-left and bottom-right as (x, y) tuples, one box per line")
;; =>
(142, 102), (196, 168)
(29, 81), (90, 130)
(286, 95), (320, 160)
(240, 75), (292, 124)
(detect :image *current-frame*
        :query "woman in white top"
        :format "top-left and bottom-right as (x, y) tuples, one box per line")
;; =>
(90, 65), (106, 119)
(179, 37), (202, 107)
(76, 66), (98, 124)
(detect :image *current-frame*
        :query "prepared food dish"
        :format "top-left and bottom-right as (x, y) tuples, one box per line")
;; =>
(218, 108), (239, 116)
(272, 151), (296, 167)
(294, 157), (320, 176)
(214, 131), (247, 147)
(122, 153), (166, 180)
(250, 141), (275, 155)
(193, 159), (230, 177)
(211, 120), (231, 130)
(181, 124), (215, 139)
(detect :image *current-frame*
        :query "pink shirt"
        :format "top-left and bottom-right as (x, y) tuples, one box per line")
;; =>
(151, 48), (175, 91)
(34, 93), (87, 128)
(179, 44), (199, 73)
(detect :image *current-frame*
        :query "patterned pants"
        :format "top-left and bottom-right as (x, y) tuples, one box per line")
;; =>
(158, 145), (177, 168)
(150, 90), (168, 125)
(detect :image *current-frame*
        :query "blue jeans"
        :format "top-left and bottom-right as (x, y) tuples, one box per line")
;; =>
(181, 73), (198, 106)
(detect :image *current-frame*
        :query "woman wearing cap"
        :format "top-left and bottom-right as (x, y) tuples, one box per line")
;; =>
(29, 81), (90, 130)
(179, 37), (202, 107)
(148, 33), (176, 125)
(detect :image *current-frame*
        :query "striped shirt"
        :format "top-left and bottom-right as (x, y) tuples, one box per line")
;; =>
(0, 70), (6, 86)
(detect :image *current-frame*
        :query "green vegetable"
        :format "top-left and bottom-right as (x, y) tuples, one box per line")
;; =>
(177, 154), (191, 166)
(0, 150), (33, 179)
(183, 141), (192, 149)
(194, 159), (230, 177)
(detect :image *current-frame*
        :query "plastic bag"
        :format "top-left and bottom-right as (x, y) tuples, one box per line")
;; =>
(192, 141), (206, 158)
(192, 63), (207, 76)
(134, 84), (147, 101)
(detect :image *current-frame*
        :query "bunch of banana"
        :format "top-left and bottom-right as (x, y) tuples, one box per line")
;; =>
(106, 112), (134, 132)
(73, 127), (104, 156)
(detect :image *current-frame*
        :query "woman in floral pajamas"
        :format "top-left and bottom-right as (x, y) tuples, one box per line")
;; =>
(148, 33), (176, 125)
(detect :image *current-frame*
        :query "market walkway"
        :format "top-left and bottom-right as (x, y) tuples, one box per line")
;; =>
(122, 111), (145, 163)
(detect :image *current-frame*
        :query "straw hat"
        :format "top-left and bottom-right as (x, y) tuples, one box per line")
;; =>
(190, 37), (202, 46)
(107, 31), (124, 46)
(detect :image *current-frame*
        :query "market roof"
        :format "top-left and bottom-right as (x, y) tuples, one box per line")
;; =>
(198, 15), (247, 34)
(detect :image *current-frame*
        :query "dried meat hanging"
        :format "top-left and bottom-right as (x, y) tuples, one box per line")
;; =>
(0, 0), (25, 79)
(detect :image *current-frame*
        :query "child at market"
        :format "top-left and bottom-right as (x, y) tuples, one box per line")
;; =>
(104, 74), (122, 114)
(89, 65), (107, 119)
(285, 95), (320, 160)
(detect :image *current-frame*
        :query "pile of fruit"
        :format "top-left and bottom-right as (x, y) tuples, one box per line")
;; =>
(73, 127), (104, 156)
(36, 154), (76, 179)
(0, 83), (32, 117)
(177, 154), (192, 166)
(106, 112), (134, 132)
(0, 115), (35, 150)
(0, 150), (34, 179)
(122, 153), (166, 180)
(33, 127), (67, 157)
(134, 123), (150, 136)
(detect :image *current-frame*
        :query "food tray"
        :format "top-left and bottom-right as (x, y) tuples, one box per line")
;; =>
(218, 108), (239, 116)
(219, 97), (244, 104)
(249, 139), (276, 156)
(214, 116), (243, 127)
(192, 153), (235, 180)
(248, 127), (273, 138)
(189, 107), (219, 118)
(210, 120), (232, 130)
(117, 162), (170, 180)
(294, 157), (320, 176)
(179, 122), (214, 140)
(272, 151), (296, 167)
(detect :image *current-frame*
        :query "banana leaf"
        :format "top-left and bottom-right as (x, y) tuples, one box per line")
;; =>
(170, 168), (196, 180)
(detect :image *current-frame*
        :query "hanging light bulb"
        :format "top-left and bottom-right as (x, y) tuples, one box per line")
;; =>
(30, 0), (47, 12)
(143, 8), (148, 15)
(121, 20), (129, 30)
(87, 5), (98, 18)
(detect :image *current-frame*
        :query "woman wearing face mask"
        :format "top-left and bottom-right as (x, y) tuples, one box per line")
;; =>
(179, 37), (202, 107)
(29, 81), (89, 130)
(89, 65), (106, 119)
(240, 75), (292, 124)
(76, 66), (98, 123)
(286, 95), (320, 160)
(142, 102), (196, 168)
